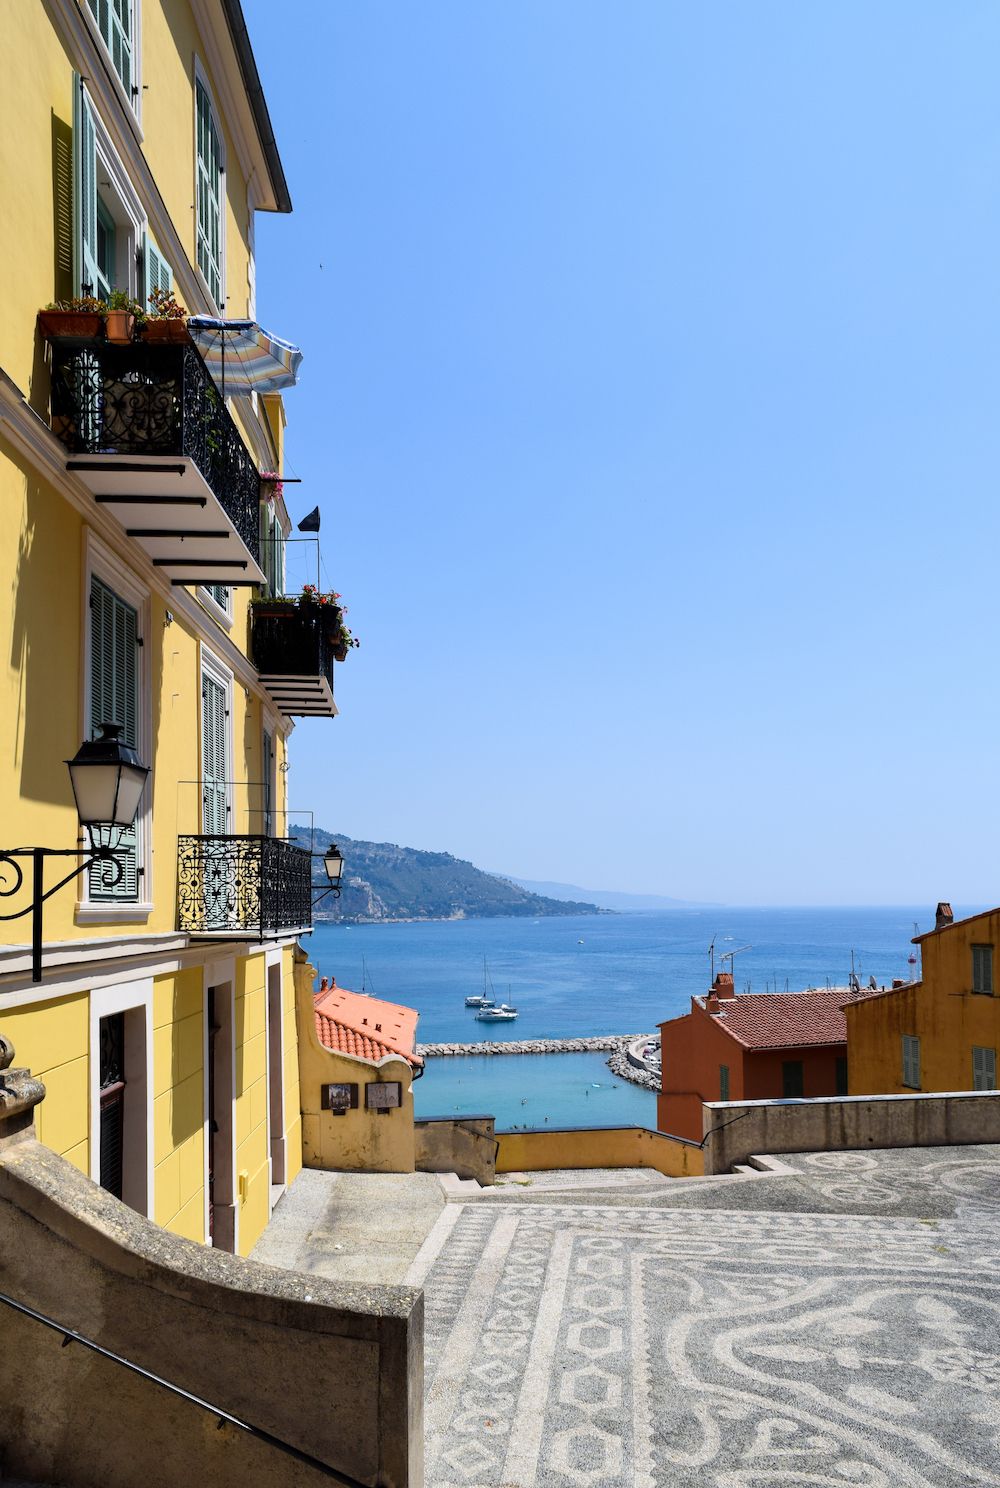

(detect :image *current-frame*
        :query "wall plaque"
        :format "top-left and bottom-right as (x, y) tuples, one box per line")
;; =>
(365, 1081), (402, 1111)
(322, 1082), (358, 1114)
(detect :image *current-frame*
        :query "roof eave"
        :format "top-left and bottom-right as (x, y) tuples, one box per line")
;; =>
(221, 0), (293, 214)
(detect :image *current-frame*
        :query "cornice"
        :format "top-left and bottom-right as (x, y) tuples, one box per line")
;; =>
(0, 371), (283, 712)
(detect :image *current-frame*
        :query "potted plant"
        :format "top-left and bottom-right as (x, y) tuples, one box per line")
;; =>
(252, 585), (360, 662)
(37, 296), (107, 341)
(142, 285), (190, 343)
(104, 289), (144, 344)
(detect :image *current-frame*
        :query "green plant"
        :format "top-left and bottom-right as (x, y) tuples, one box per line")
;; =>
(299, 585), (360, 649)
(105, 288), (146, 326)
(44, 296), (107, 314)
(147, 285), (187, 320)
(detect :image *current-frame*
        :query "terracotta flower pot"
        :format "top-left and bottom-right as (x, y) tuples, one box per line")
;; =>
(142, 318), (190, 344)
(332, 641), (349, 663)
(37, 310), (103, 341)
(104, 310), (135, 344)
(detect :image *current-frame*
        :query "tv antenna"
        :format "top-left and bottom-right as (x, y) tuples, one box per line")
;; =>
(719, 945), (752, 975)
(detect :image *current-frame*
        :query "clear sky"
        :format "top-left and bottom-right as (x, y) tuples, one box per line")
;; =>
(244, 1), (1000, 907)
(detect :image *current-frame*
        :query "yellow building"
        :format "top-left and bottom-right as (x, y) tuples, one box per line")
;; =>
(847, 903), (1000, 1097)
(0, 0), (336, 1255)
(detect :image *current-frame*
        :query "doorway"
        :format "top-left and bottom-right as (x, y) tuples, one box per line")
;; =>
(266, 960), (286, 1199)
(206, 981), (236, 1251)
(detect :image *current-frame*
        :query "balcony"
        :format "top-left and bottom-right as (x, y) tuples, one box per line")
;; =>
(49, 341), (265, 588)
(250, 604), (339, 718)
(176, 835), (312, 938)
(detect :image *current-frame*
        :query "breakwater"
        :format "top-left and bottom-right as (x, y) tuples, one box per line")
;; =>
(416, 1033), (662, 1093)
(417, 1034), (643, 1057)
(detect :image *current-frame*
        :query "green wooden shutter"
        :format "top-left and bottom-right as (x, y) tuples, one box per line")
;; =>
(86, 0), (132, 98)
(89, 576), (140, 902)
(262, 729), (274, 836)
(73, 77), (99, 298)
(202, 673), (229, 836)
(196, 80), (223, 305)
(144, 238), (173, 301)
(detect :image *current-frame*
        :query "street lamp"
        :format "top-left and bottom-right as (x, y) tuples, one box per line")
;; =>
(313, 842), (344, 905)
(0, 722), (150, 982)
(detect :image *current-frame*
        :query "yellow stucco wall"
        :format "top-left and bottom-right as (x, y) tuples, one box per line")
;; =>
(294, 956), (417, 1173)
(496, 1126), (704, 1178)
(847, 912), (1000, 1095)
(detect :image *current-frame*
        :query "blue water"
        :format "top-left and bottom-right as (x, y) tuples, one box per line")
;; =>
(304, 906), (942, 1129)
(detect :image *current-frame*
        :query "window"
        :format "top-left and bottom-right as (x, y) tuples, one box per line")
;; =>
(972, 945), (994, 995)
(902, 1035), (921, 1089)
(88, 576), (140, 902)
(201, 667), (231, 836)
(259, 501), (285, 598)
(782, 1060), (804, 1099)
(196, 78), (224, 307)
(73, 77), (142, 301)
(836, 1056), (849, 1096)
(87, 0), (135, 102)
(719, 1064), (730, 1102)
(96, 198), (116, 300)
(203, 583), (231, 614)
(973, 1046), (997, 1091)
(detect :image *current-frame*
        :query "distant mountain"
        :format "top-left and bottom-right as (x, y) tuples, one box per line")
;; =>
(291, 829), (605, 924)
(507, 877), (723, 912)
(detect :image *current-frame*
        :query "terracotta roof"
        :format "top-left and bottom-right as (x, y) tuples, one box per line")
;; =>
(695, 988), (853, 1051)
(313, 985), (423, 1069)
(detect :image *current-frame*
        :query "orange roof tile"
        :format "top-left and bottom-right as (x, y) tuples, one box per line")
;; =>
(313, 984), (423, 1069)
(696, 988), (853, 1051)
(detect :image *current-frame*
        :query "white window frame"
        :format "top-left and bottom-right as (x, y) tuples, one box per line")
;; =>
(197, 582), (234, 632)
(80, 0), (144, 129)
(902, 1034), (921, 1090)
(973, 1046), (997, 1091)
(193, 57), (226, 314)
(200, 647), (234, 835)
(77, 533), (153, 923)
(89, 977), (154, 1220)
(92, 89), (145, 297)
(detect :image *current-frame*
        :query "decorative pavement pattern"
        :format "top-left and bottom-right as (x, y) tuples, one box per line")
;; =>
(409, 1146), (1000, 1487)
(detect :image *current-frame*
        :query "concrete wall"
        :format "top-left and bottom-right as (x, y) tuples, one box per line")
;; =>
(0, 1089), (422, 1488)
(496, 1125), (704, 1178)
(415, 1117), (497, 1185)
(295, 955), (417, 1173)
(701, 1089), (1000, 1174)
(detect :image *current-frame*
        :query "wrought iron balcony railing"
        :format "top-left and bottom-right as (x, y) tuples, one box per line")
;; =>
(49, 341), (260, 563)
(177, 835), (312, 938)
(250, 604), (338, 717)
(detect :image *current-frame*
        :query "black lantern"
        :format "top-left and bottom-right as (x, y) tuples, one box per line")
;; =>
(66, 722), (149, 836)
(323, 843), (344, 896)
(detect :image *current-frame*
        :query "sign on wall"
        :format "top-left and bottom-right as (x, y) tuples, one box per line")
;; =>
(322, 1082), (358, 1115)
(365, 1081), (402, 1111)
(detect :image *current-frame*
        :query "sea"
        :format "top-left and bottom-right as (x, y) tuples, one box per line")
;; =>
(305, 906), (943, 1132)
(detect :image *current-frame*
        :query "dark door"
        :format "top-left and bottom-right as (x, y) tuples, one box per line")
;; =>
(208, 987), (217, 1242)
(99, 1012), (126, 1198)
(782, 1060), (804, 1098)
(836, 1056), (849, 1095)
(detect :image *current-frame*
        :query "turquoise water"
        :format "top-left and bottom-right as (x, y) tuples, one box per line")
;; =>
(413, 1050), (655, 1129)
(304, 905), (942, 1129)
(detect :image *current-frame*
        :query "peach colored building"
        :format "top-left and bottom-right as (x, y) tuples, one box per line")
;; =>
(658, 973), (851, 1142)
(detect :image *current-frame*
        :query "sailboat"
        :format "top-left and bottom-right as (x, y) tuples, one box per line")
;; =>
(465, 957), (497, 1008)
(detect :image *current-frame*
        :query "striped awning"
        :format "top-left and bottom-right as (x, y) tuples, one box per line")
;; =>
(187, 317), (303, 394)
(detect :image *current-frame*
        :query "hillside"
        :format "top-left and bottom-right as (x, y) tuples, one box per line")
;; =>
(291, 828), (604, 924)
(508, 877), (723, 911)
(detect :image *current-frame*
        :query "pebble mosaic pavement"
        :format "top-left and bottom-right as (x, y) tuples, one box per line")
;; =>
(408, 1146), (1000, 1487)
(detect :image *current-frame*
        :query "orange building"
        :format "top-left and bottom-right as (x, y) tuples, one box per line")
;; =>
(846, 903), (1000, 1096)
(658, 973), (851, 1142)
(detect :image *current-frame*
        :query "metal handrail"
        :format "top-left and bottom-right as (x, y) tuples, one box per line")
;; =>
(0, 1288), (368, 1488)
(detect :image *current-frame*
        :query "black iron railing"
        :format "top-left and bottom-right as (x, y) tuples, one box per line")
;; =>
(250, 605), (337, 684)
(49, 341), (260, 560)
(0, 1290), (366, 1487)
(177, 835), (312, 938)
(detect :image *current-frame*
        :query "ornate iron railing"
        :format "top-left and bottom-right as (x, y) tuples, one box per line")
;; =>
(250, 605), (337, 684)
(49, 342), (260, 560)
(177, 835), (312, 938)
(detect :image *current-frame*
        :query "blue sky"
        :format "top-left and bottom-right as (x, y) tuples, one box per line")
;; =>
(245, 1), (1000, 906)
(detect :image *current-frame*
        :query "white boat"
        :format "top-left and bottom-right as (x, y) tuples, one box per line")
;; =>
(465, 994), (493, 1007)
(467, 956), (500, 1010)
(476, 1005), (518, 1022)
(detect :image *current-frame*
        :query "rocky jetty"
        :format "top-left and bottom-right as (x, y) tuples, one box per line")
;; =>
(416, 1032), (662, 1092)
(417, 1034), (641, 1057)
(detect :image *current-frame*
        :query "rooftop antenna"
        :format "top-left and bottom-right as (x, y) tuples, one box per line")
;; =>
(709, 934), (718, 985)
(719, 945), (752, 978)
